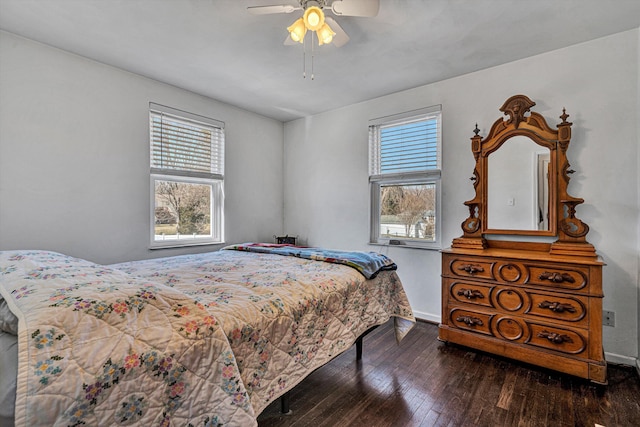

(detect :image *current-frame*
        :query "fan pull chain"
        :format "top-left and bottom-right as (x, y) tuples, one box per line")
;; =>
(300, 30), (317, 80)
(311, 31), (315, 80)
(303, 31), (307, 78)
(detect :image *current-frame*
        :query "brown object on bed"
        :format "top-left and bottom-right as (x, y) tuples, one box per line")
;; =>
(439, 95), (606, 384)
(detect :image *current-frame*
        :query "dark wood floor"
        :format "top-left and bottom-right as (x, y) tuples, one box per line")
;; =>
(257, 321), (640, 427)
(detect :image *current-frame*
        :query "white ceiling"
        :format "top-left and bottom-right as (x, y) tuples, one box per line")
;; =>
(1, 0), (639, 122)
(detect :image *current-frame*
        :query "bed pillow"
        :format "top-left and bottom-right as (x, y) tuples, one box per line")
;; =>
(0, 299), (18, 335)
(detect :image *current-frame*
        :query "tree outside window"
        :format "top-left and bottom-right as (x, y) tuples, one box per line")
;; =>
(155, 181), (211, 237)
(380, 183), (436, 241)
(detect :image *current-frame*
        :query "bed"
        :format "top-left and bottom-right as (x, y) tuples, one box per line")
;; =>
(0, 244), (415, 426)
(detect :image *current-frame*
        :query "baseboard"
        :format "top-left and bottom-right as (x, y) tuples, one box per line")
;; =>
(413, 311), (440, 324)
(604, 351), (638, 367)
(606, 353), (640, 380)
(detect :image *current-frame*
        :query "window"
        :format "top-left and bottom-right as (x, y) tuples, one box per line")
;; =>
(369, 106), (441, 248)
(149, 103), (224, 248)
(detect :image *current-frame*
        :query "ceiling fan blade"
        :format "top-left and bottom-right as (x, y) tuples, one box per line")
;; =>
(330, 0), (379, 17)
(247, 4), (300, 15)
(325, 17), (349, 47)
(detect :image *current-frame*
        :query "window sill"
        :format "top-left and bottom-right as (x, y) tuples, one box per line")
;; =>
(149, 241), (225, 250)
(368, 241), (442, 251)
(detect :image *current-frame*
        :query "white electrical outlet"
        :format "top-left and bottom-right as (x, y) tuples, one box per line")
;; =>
(603, 310), (615, 327)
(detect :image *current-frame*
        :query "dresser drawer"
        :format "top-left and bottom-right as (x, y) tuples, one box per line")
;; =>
(491, 287), (588, 326)
(526, 265), (588, 291)
(447, 257), (495, 280)
(449, 281), (493, 307)
(448, 308), (492, 335)
(525, 292), (587, 324)
(527, 322), (587, 355)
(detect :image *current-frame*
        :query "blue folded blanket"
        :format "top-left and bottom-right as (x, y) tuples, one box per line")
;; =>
(223, 243), (397, 279)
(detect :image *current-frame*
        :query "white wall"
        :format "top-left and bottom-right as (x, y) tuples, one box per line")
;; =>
(637, 28), (640, 375)
(0, 31), (284, 264)
(284, 29), (640, 363)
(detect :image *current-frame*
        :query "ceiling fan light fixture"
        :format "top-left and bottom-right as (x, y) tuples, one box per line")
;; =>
(287, 17), (307, 43)
(250, 0), (381, 78)
(316, 23), (335, 45)
(303, 6), (325, 31)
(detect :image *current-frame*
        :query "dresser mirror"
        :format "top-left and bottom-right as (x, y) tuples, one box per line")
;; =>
(452, 94), (595, 257)
(487, 135), (551, 232)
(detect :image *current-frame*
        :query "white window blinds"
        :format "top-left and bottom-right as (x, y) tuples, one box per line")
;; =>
(369, 106), (441, 179)
(150, 103), (224, 179)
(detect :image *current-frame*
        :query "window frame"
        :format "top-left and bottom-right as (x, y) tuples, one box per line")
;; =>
(149, 103), (225, 249)
(368, 106), (442, 249)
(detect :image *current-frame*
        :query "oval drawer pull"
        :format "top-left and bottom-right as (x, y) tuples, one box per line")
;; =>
(457, 288), (484, 300)
(537, 330), (573, 344)
(456, 315), (484, 327)
(458, 264), (484, 275)
(538, 271), (575, 283)
(538, 300), (576, 313)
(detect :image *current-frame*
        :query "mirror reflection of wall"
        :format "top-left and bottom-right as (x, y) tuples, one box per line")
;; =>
(487, 136), (550, 231)
(537, 152), (550, 230)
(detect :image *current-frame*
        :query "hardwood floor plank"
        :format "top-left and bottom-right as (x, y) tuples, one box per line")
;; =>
(496, 368), (518, 410)
(419, 409), (441, 426)
(257, 321), (640, 427)
(463, 357), (507, 425)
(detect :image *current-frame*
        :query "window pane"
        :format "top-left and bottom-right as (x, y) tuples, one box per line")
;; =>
(154, 180), (212, 241)
(380, 183), (436, 241)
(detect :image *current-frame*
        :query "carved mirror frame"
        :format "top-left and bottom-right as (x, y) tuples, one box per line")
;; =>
(452, 95), (596, 257)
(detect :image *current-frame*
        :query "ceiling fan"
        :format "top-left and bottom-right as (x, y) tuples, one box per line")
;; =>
(248, 0), (380, 47)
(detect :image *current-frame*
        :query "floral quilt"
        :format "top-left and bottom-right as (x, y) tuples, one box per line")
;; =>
(0, 249), (415, 426)
(0, 251), (257, 427)
(111, 249), (415, 415)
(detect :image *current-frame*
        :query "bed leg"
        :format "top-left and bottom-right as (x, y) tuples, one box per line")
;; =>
(280, 391), (292, 415)
(355, 325), (378, 361)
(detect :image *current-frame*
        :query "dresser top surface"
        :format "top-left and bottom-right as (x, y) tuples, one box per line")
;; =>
(442, 246), (604, 266)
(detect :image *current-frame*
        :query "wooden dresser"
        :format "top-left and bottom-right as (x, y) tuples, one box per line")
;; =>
(439, 95), (606, 384)
(440, 242), (606, 383)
